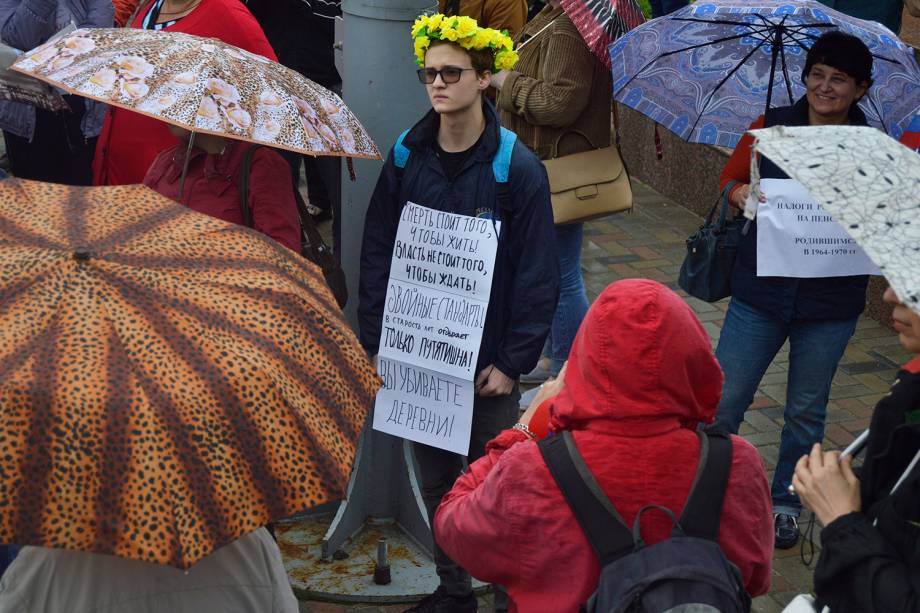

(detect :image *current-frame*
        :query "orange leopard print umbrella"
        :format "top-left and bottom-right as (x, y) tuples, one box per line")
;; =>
(0, 179), (379, 568)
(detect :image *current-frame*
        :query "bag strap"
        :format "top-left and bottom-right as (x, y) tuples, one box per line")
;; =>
(238, 144), (259, 228)
(538, 432), (634, 565)
(493, 127), (515, 234)
(237, 144), (333, 264)
(676, 430), (733, 541)
(393, 129), (411, 170)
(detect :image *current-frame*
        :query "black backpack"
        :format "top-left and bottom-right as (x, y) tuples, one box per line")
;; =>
(238, 145), (348, 308)
(538, 430), (751, 613)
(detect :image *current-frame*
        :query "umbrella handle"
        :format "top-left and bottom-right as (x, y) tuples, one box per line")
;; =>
(177, 131), (196, 205)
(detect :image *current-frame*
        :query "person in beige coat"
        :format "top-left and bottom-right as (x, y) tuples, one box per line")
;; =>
(491, 0), (611, 383)
(0, 528), (299, 613)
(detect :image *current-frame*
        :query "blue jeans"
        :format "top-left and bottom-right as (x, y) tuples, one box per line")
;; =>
(713, 299), (857, 516)
(650, 0), (689, 17)
(545, 223), (589, 372)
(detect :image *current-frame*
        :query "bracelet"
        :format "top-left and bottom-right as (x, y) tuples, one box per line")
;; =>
(512, 423), (536, 440)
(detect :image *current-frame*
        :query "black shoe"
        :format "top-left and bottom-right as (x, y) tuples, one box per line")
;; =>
(404, 587), (478, 613)
(774, 513), (799, 549)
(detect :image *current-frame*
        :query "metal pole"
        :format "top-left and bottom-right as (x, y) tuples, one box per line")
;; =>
(340, 0), (430, 327)
(284, 0), (460, 602)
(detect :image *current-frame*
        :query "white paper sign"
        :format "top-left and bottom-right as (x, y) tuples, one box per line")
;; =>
(373, 357), (474, 455)
(757, 178), (881, 278)
(372, 202), (500, 455)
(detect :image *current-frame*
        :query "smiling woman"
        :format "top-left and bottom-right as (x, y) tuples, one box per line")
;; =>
(712, 30), (877, 552)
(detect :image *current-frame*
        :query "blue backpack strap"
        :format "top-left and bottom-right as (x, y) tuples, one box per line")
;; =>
(492, 127), (516, 231)
(492, 127), (516, 183)
(393, 129), (411, 169)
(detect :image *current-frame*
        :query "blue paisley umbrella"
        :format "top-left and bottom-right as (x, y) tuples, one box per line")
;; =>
(608, 0), (920, 147)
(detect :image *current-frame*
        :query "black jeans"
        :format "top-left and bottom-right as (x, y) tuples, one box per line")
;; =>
(412, 388), (520, 608)
(3, 96), (95, 185)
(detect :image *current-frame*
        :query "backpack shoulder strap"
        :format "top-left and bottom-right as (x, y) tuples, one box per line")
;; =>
(493, 127), (516, 229)
(677, 429), (733, 541)
(538, 431), (634, 565)
(237, 143), (261, 228)
(492, 127), (516, 183)
(393, 129), (411, 170)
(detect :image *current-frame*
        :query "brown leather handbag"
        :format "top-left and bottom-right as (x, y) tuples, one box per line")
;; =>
(542, 129), (633, 225)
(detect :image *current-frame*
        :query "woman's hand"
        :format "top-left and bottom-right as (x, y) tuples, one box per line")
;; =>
(518, 362), (567, 426)
(490, 70), (511, 91)
(792, 443), (861, 526)
(729, 183), (766, 210)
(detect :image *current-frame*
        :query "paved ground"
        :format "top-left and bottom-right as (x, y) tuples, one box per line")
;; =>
(308, 179), (910, 613)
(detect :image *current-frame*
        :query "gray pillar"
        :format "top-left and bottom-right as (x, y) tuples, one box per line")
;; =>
(313, 0), (438, 595)
(341, 0), (430, 327)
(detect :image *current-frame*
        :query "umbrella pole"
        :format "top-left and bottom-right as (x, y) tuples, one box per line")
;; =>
(177, 132), (197, 205)
(764, 27), (782, 115)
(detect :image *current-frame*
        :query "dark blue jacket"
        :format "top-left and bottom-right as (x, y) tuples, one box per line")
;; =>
(729, 96), (869, 322)
(358, 101), (559, 379)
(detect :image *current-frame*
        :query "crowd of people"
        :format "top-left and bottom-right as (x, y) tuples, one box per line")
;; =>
(0, 0), (918, 611)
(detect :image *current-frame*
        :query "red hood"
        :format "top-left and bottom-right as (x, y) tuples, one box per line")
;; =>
(550, 280), (723, 436)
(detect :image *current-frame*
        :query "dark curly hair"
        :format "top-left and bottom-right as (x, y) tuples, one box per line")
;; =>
(801, 31), (873, 88)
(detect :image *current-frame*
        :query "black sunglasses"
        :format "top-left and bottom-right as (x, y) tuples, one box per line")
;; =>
(416, 66), (476, 84)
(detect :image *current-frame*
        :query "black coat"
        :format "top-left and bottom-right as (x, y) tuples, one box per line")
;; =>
(729, 96), (870, 322)
(245, 0), (341, 88)
(358, 102), (559, 379)
(815, 358), (920, 612)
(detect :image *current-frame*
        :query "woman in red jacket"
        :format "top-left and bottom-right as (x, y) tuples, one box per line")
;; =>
(434, 279), (774, 612)
(93, 0), (277, 186)
(144, 127), (301, 252)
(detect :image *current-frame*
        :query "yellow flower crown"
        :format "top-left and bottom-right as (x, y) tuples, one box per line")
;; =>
(412, 14), (519, 73)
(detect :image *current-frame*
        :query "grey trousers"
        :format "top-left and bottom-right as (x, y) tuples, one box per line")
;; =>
(412, 387), (520, 608)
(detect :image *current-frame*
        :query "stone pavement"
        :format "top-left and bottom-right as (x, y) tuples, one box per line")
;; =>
(301, 179), (911, 613)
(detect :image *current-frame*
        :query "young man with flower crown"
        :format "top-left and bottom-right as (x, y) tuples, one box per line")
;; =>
(358, 14), (559, 613)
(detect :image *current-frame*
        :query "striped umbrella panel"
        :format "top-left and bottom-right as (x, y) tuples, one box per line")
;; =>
(0, 180), (379, 568)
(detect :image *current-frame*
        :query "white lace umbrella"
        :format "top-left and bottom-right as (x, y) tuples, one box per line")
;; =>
(11, 28), (379, 160)
(751, 125), (920, 313)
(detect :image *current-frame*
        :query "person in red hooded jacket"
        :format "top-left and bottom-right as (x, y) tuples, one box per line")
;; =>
(143, 126), (301, 252)
(434, 279), (774, 612)
(92, 0), (277, 186)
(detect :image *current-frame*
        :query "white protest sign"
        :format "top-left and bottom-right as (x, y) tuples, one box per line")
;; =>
(373, 357), (474, 455)
(376, 202), (499, 380)
(373, 202), (500, 455)
(757, 178), (881, 278)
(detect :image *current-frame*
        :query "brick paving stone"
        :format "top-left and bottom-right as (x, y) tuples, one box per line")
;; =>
(829, 384), (875, 400)
(632, 258), (672, 269)
(297, 180), (909, 610)
(824, 408), (856, 424)
(630, 245), (662, 259)
(853, 372), (895, 394)
(825, 423), (856, 447)
(750, 395), (780, 410)
(745, 410), (780, 432)
(840, 418), (871, 433)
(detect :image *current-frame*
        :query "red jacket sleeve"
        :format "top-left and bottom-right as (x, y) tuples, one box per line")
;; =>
(720, 116), (765, 203)
(719, 436), (774, 596)
(247, 148), (301, 253)
(434, 429), (532, 582)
